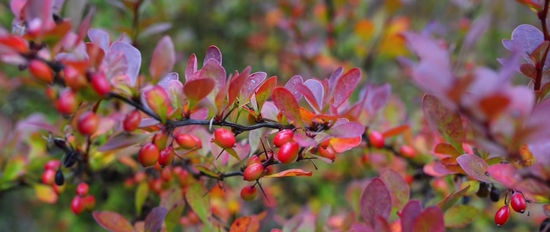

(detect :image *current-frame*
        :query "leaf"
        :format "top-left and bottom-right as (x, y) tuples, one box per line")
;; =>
(139, 22), (172, 39)
(1, 157), (25, 182)
(135, 182), (148, 215)
(503, 24), (544, 57)
(109, 42), (141, 87)
(422, 94), (464, 150)
(380, 169), (410, 210)
(364, 83), (391, 114)
(229, 212), (266, 232)
(241, 72), (267, 103)
(456, 154), (491, 182)
(185, 183), (212, 231)
(185, 54), (198, 80)
(143, 85), (172, 122)
(330, 137), (362, 153)
(412, 206), (444, 232)
(437, 185), (470, 211)
(183, 78), (215, 109)
(254, 76), (277, 112)
(195, 165), (220, 179)
(444, 205), (478, 228)
(149, 36), (175, 80)
(34, 184), (57, 204)
(93, 211), (134, 232)
(478, 94), (510, 120)
(227, 67), (251, 106)
(264, 169), (312, 178)
(204, 45), (222, 64)
(329, 122), (365, 138)
(98, 133), (149, 152)
(359, 178), (391, 227)
(283, 75), (304, 101)
(144, 207), (168, 232)
(433, 143), (461, 157)
(271, 87), (303, 126)
(400, 200), (422, 232)
(160, 187), (183, 210)
(333, 68), (361, 107)
(486, 163), (520, 189)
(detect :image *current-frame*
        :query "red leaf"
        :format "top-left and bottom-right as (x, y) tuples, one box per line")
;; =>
(0, 35), (28, 53)
(412, 206), (445, 232)
(185, 54), (198, 80)
(487, 163), (521, 189)
(254, 76), (277, 111)
(204, 45), (222, 64)
(400, 200), (423, 232)
(380, 169), (410, 210)
(271, 87), (303, 126)
(183, 78), (215, 106)
(422, 94), (464, 149)
(150, 36), (175, 80)
(333, 68), (361, 107)
(329, 122), (365, 138)
(264, 169), (312, 178)
(330, 137), (362, 153)
(359, 178), (391, 227)
(144, 207), (168, 232)
(92, 211), (134, 232)
(456, 154), (491, 182)
(241, 72), (267, 102)
(227, 67), (251, 106)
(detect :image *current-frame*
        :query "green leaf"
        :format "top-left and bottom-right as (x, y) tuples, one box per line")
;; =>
(34, 184), (57, 204)
(444, 205), (479, 228)
(195, 165), (220, 179)
(437, 185), (470, 211)
(422, 94), (464, 151)
(224, 147), (241, 161)
(92, 211), (134, 232)
(1, 157), (25, 183)
(135, 182), (149, 215)
(185, 183), (212, 231)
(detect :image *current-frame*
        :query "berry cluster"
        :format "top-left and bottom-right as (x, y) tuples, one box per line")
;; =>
(40, 160), (64, 194)
(493, 191), (528, 227)
(70, 183), (95, 214)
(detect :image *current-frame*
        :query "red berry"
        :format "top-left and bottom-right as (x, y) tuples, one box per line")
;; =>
(123, 110), (141, 132)
(76, 182), (89, 196)
(138, 143), (160, 167)
(243, 162), (264, 181)
(41, 169), (56, 185)
(160, 167), (173, 181)
(55, 89), (77, 115)
(399, 145), (416, 158)
(510, 192), (527, 213)
(158, 147), (175, 166)
(175, 133), (201, 149)
(90, 72), (110, 96)
(494, 205), (510, 227)
(368, 130), (385, 148)
(70, 196), (84, 214)
(77, 111), (99, 136)
(28, 59), (53, 83)
(240, 185), (257, 201)
(63, 66), (86, 90)
(246, 155), (262, 166)
(82, 195), (96, 210)
(273, 129), (294, 147)
(213, 128), (236, 149)
(44, 160), (60, 170)
(276, 142), (299, 164)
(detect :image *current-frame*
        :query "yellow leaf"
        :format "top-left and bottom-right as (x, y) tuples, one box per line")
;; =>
(354, 19), (374, 41)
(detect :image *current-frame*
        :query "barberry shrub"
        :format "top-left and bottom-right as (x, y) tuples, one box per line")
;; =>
(0, 1), (548, 231)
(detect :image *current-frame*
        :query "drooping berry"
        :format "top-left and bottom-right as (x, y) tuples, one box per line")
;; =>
(276, 141), (299, 164)
(75, 182), (89, 196)
(55, 89), (77, 115)
(399, 145), (416, 158)
(175, 133), (201, 149)
(70, 196), (84, 214)
(138, 143), (160, 167)
(63, 66), (86, 90)
(158, 147), (175, 166)
(41, 169), (55, 185)
(54, 169), (64, 186)
(213, 128), (236, 149)
(123, 110), (141, 132)
(243, 162), (264, 181)
(510, 192), (527, 213)
(89, 72), (110, 96)
(368, 130), (385, 148)
(28, 59), (53, 83)
(77, 111), (99, 136)
(240, 185), (257, 201)
(494, 205), (510, 227)
(273, 129), (294, 147)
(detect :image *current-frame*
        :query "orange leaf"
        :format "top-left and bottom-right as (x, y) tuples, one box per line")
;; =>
(264, 169), (312, 178)
(229, 212), (266, 232)
(433, 143), (461, 157)
(478, 94), (510, 120)
(382, 125), (410, 138)
(330, 137), (362, 153)
(93, 211), (134, 232)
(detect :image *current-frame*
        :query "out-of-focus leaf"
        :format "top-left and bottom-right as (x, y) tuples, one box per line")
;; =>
(149, 36), (175, 80)
(315, 206), (331, 232)
(422, 94), (464, 150)
(92, 211), (134, 232)
(271, 87), (303, 126)
(160, 188), (184, 231)
(543, 204), (550, 217)
(227, 67), (251, 106)
(135, 182), (148, 215)
(423, 161), (456, 177)
(185, 183), (212, 231)
(487, 163), (520, 189)
(264, 169), (312, 178)
(185, 54), (197, 80)
(195, 165), (220, 179)
(139, 23), (172, 39)
(241, 72), (267, 103)
(444, 205), (478, 228)
(98, 133), (149, 152)
(364, 83), (391, 114)
(1, 157), (25, 182)
(330, 137), (362, 153)
(333, 68), (361, 108)
(400, 200), (422, 232)
(229, 212), (266, 232)
(502, 24), (544, 59)
(412, 206), (444, 232)
(204, 45), (222, 64)
(350, 223), (374, 232)
(360, 178), (391, 227)
(143, 85), (172, 122)
(254, 76), (277, 112)
(437, 185), (470, 211)
(109, 42), (141, 87)
(329, 122), (365, 138)
(144, 207), (168, 232)
(456, 154), (491, 182)
(433, 143), (461, 157)
(183, 78), (215, 109)
(34, 184), (57, 204)
(380, 169), (409, 210)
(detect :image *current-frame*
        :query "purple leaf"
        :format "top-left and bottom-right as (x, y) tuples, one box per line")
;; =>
(328, 121), (365, 138)
(400, 200), (423, 232)
(304, 79), (324, 109)
(456, 154), (491, 182)
(328, 67), (343, 94)
(139, 22), (172, 38)
(296, 82), (320, 112)
(284, 75), (304, 101)
(240, 71), (266, 102)
(144, 207), (168, 232)
(333, 68), (361, 107)
(185, 54), (198, 81)
(503, 24), (544, 57)
(150, 36), (175, 80)
(365, 83), (391, 114)
(380, 169), (410, 210)
(88, 28), (110, 52)
(271, 87), (303, 126)
(204, 45), (222, 64)
(109, 42), (141, 87)
(487, 163), (521, 189)
(412, 206), (445, 232)
(198, 59), (226, 90)
(359, 178), (391, 227)
(422, 94), (464, 149)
